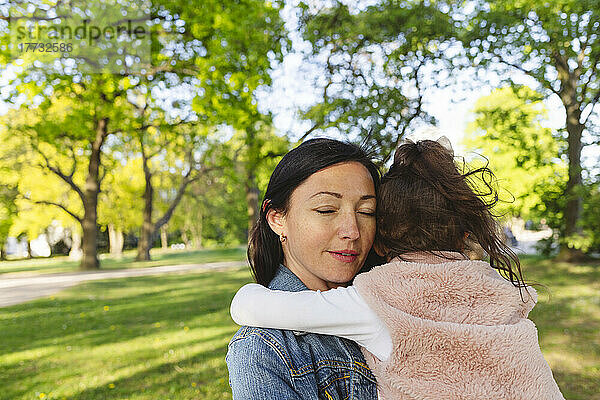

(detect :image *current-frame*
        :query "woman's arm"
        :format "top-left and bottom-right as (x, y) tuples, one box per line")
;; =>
(230, 283), (392, 361)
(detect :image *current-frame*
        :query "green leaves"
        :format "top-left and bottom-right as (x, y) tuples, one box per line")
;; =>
(460, 0), (600, 104)
(464, 86), (567, 221)
(296, 0), (455, 159)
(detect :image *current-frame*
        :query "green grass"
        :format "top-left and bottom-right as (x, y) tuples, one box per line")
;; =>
(522, 255), (600, 400)
(0, 246), (247, 276)
(0, 266), (254, 400)
(0, 255), (598, 399)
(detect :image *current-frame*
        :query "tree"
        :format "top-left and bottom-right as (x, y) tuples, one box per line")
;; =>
(0, 186), (17, 260)
(1, 0), (289, 267)
(169, 129), (291, 247)
(295, 0), (456, 161)
(0, 127), (22, 259)
(459, 0), (600, 259)
(0, 91), (124, 268)
(222, 127), (290, 234)
(132, 118), (214, 261)
(463, 86), (567, 223)
(98, 157), (145, 257)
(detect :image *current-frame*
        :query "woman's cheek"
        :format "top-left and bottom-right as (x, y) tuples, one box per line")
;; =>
(360, 218), (376, 240)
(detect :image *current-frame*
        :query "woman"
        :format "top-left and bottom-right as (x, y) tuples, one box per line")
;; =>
(226, 138), (381, 399)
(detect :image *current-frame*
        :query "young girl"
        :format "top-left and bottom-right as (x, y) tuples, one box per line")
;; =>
(230, 138), (564, 399)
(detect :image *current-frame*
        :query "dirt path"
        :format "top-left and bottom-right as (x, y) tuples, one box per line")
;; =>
(0, 261), (247, 307)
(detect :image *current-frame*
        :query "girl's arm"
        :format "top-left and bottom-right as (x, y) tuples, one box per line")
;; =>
(230, 283), (392, 361)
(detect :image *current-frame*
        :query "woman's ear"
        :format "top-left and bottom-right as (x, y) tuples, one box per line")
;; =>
(265, 208), (286, 236)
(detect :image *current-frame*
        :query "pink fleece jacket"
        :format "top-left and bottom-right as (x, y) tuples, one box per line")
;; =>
(352, 252), (564, 400)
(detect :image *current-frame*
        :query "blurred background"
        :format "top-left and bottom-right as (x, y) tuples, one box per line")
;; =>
(0, 0), (598, 399)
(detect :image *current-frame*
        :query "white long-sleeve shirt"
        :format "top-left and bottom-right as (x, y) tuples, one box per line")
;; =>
(230, 283), (393, 361)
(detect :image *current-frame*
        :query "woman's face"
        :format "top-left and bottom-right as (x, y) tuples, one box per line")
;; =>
(268, 162), (377, 291)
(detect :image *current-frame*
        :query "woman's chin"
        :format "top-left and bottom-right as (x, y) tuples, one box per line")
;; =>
(320, 268), (361, 286)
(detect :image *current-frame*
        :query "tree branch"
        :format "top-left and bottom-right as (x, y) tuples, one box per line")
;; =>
(582, 88), (600, 126)
(32, 141), (85, 202)
(494, 52), (561, 98)
(299, 123), (321, 142)
(580, 50), (600, 101)
(22, 195), (82, 223)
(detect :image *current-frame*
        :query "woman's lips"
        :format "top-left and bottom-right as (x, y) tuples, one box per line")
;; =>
(327, 251), (358, 263)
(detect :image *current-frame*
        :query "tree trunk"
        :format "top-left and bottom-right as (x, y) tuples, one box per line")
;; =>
(108, 224), (124, 257)
(79, 117), (108, 270)
(191, 220), (202, 249)
(136, 134), (198, 260)
(160, 224), (168, 250)
(69, 230), (83, 260)
(564, 106), (584, 236)
(245, 126), (260, 236)
(246, 176), (260, 236)
(556, 65), (586, 261)
(181, 230), (191, 249)
(557, 113), (586, 261)
(136, 146), (154, 261)
(25, 239), (31, 259)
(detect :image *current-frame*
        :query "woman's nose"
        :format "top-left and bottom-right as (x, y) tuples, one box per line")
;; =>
(338, 212), (360, 240)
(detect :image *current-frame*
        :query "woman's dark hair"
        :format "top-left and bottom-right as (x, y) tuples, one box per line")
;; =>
(248, 138), (381, 286)
(376, 139), (527, 289)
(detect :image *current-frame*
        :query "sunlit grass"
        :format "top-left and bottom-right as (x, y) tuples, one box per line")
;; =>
(522, 256), (600, 400)
(0, 246), (247, 276)
(0, 255), (597, 399)
(0, 267), (254, 400)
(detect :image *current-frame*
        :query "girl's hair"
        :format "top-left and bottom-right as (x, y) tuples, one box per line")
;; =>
(249, 138), (382, 286)
(376, 139), (527, 288)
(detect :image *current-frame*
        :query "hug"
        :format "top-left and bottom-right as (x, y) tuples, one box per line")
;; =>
(226, 138), (564, 399)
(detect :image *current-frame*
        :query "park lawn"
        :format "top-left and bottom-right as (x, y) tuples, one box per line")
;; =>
(0, 255), (598, 400)
(522, 255), (600, 399)
(0, 266), (254, 400)
(0, 246), (247, 276)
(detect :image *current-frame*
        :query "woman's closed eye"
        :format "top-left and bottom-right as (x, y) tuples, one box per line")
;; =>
(314, 208), (375, 216)
(358, 210), (375, 216)
(315, 208), (336, 214)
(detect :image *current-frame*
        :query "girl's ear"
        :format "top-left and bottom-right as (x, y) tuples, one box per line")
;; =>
(266, 208), (286, 236)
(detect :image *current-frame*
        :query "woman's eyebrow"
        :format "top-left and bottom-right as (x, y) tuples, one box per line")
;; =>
(309, 191), (375, 200)
(310, 191), (342, 199)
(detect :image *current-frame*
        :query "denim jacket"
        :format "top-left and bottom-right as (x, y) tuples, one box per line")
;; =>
(226, 265), (378, 399)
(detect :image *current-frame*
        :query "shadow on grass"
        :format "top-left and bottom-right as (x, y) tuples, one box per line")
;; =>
(0, 268), (254, 400)
(2, 330), (235, 400)
(68, 346), (233, 400)
(0, 270), (251, 356)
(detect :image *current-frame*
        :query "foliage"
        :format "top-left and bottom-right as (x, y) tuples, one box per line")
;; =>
(458, 0), (600, 253)
(578, 180), (600, 252)
(459, 0), (600, 114)
(296, 0), (456, 160)
(0, 128), (21, 255)
(98, 158), (145, 233)
(0, 0), (290, 262)
(463, 86), (568, 222)
(0, 99), (89, 239)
